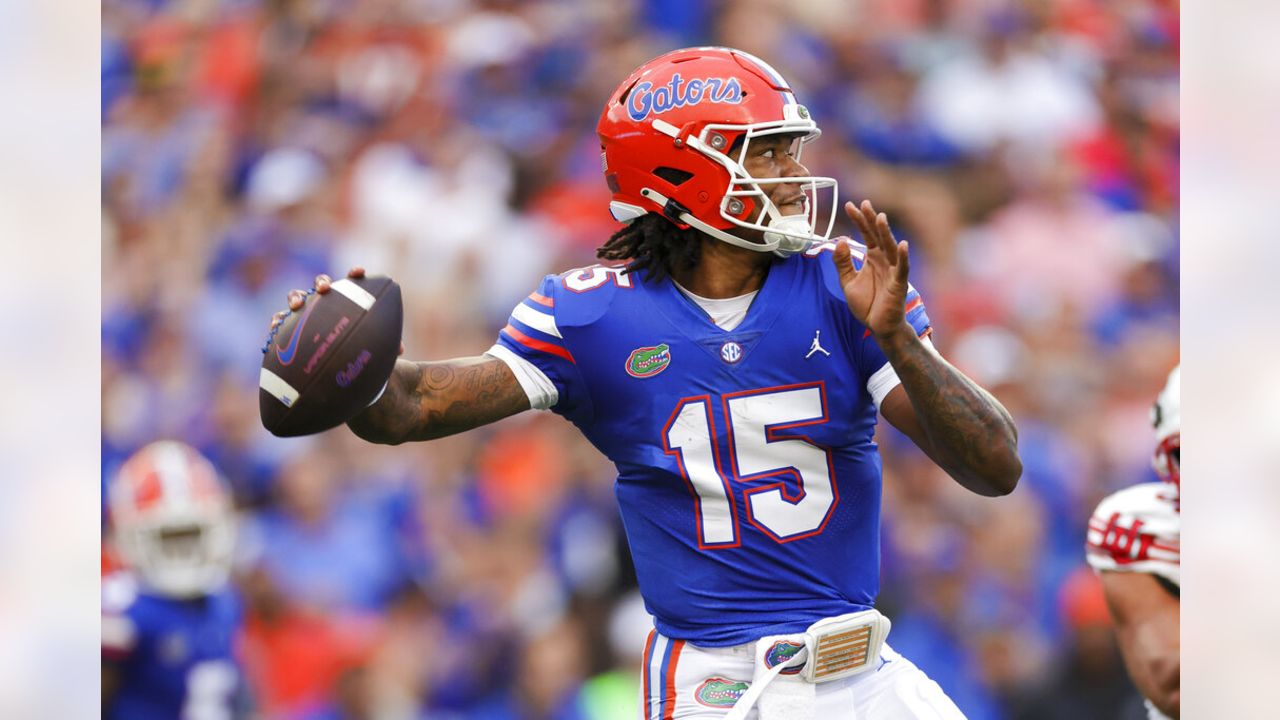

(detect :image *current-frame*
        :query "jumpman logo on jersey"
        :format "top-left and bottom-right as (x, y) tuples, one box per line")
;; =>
(805, 330), (830, 359)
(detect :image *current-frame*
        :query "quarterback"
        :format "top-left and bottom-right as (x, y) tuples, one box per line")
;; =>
(275, 47), (1020, 718)
(1086, 367), (1180, 719)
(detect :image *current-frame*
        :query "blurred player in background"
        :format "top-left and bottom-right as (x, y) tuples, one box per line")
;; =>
(1086, 366), (1180, 719)
(275, 47), (1020, 719)
(102, 441), (247, 719)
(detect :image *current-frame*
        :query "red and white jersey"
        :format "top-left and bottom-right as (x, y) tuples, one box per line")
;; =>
(1086, 482), (1180, 587)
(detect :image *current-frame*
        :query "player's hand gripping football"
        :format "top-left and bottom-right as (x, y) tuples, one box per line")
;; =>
(833, 200), (911, 342)
(267, 267), (406, 356)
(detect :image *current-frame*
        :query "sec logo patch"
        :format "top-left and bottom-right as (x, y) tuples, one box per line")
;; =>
(720, 341), (742, 364)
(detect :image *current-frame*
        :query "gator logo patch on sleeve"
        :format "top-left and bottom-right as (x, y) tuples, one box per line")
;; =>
(626, 343), (671, 378)
(695, 677), (749, 707)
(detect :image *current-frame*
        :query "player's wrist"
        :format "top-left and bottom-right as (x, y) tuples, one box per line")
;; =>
(872, 322), (916, 350)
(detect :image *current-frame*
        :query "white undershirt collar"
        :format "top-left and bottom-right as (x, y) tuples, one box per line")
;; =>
(671, 280), (758, 332)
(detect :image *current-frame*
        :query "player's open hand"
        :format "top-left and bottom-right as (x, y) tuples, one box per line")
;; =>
(832, 200), (911, 341)
(266, 267), (404, 354)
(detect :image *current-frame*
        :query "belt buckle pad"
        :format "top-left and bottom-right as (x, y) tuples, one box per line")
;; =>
(800, 609), (890, 684)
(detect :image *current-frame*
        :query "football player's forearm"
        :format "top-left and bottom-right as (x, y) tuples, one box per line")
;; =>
(347, 356), (530, 443)
(878, 326), (1021, 495)
(1139, 651), (1180, 719)
(1105, 573), (1182, 712)
(1116, 602), (1180, 717)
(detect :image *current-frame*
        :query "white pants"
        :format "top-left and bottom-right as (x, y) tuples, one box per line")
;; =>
(642, 631), (966, 720)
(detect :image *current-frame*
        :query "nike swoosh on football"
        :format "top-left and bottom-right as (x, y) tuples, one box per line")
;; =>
(275, 301), (318, 366)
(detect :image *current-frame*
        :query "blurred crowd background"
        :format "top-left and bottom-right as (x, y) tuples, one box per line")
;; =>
(100, 0), (1179, 718)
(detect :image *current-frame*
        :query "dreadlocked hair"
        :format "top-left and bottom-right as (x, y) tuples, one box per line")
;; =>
(596, 213), (705, 282)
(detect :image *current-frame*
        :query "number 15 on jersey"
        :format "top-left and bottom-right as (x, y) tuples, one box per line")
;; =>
(663, 383), (838, 549)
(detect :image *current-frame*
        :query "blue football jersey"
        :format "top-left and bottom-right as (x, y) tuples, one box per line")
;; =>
(492, 242), (932, 646)
(102, 573), (244, 720)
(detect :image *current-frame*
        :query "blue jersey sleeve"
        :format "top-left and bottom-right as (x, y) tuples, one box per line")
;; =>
(491, 275), (593, 424)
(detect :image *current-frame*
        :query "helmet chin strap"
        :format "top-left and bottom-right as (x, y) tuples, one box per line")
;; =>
(640, 187), (783, 253)
(684, 214), (783, 253)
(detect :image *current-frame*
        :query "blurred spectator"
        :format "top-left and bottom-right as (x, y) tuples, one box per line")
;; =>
(957, 148), (1137, 323)
(838, 51), (963, 168)
(579, 590), (651, 720)
(1005, 567), (1148, 720)
(238, 566), (380, 718)
(193, 146), (335, 383)
(511, 616), (593, 719)
(917, 8), (1101, 154)
(238, 451), (420, 614)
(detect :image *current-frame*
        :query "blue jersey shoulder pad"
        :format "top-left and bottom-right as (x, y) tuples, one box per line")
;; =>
(544, 263), (639, 328)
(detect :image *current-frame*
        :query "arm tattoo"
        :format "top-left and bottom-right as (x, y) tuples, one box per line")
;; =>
(347, 356), (531, 444)
(879, 329), (1021, 496)
(424, 364), (454, 392)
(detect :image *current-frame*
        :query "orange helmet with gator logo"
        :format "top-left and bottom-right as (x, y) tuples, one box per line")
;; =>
(597, 47), (838, 256)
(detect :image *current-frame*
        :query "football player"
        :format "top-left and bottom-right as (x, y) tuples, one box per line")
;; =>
(1086, 367), (1180, 719)
(272, 47), (1020, 719)
(103, 441), (247, 719)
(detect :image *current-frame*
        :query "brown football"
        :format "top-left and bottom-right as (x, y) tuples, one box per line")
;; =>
(259, 276), (403, 437)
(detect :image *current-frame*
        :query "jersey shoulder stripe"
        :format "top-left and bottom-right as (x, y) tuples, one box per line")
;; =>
(501, 323), (575, 363)
(512, 302), (561, 338)
(493, 275), (596, 421)
(499, 284), (574, 362)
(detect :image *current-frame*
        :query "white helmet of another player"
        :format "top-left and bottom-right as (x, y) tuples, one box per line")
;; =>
(1150, 366), (1180, 490)
(108, 441), (236, 598)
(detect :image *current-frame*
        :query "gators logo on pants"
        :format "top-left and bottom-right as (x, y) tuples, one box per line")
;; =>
(695, 677), (749, 708)
(764, 641), (806, 675)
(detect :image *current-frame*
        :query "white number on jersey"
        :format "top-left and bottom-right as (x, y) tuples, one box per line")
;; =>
(664, 385), (836, 547)
(562, 264), (633, 293)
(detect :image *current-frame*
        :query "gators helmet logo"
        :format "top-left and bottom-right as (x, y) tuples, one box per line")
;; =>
(695, 677), (749, 708)
(626, 73), (744, 122)
(764, 641), (806, 675)
(626, 343), (671, 378)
